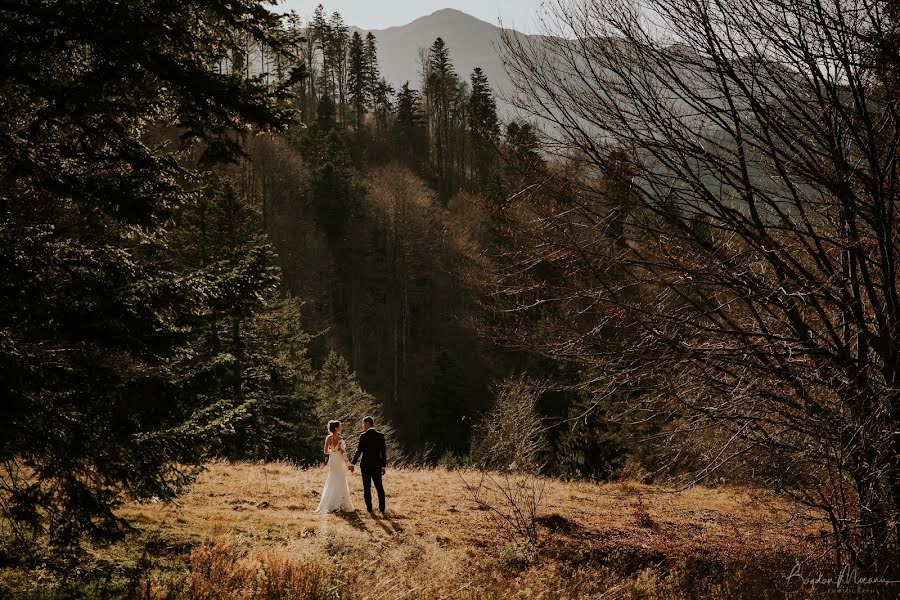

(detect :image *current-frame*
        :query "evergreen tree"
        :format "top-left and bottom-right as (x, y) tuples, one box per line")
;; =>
(316, 94), (338, 132)
(423, 350), (471, 455)
(551, 393), (627, 480)
(316, 351), (382, 427)
(328, 12), (349, 126)
(316, 351), (398, 462)
(497, 121), (544, 202)
(347, 31), (367, 135)
(424, 38), (459, 201)
(394, 82), (427, 171)
(312, 4), (333, 100)
(301, 104), (359, 245)
(364, 33), (381, 110)
(371, 77), (395, 135)
(0, 0), (298, 547)
(468, 68), (500, 191)
(168, 176), (320, 464)
(505, 121), (541, 164)
(226, 297), (321, 463)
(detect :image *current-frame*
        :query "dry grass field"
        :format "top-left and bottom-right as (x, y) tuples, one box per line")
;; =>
(2, 462), (830, 599)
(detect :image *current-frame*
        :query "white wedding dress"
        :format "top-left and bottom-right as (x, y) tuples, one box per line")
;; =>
(314, 437), (354, 513)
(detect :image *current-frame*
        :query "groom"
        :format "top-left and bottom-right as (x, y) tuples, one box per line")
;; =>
(351, 416), (387, 515)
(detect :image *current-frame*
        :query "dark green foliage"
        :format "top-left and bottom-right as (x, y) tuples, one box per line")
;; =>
(468, 68), (501, 191)
(316, 352), (380, 428)
(347, 32), (367, 134)
(468, 68), (500, 139)
(487, 120), (545, 203)
(370, 78), (395, 133)
(424, 37), (461, 201)
(315, 351), (402, 463)
(273, 33), (506, 460)
(315, 94), (338, 132)
(550, 394), (628, 481)
(423, 350), (472, 456)
(364, 33), (382, 109)
(312, 159), (358, 244)
(504, 121), (543, 169)
(394, 82), (427, 170)
(223, 297), (321, 463)
(167, 175), (320, 464)
(299, 118), (361, 246)
(0, 0), (299, 548)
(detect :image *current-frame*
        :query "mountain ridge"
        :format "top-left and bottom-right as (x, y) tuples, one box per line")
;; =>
(351, 7), (528, 109)
(366, 7), (497, 34)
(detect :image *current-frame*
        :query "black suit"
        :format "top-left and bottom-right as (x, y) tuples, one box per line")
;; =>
(351, 428), (387, 512)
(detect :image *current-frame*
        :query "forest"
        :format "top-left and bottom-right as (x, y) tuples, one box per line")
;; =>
(227, 6), (558, 459)
(3, 0), (900, 592)
(191, 5), (616, 475)
(0, 0), (607, 554)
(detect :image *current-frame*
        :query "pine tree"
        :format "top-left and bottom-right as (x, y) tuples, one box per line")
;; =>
(0, 0), (299, 548)
(499, 121), (544, 201)
(394, 82), (427, 170)
(316, 351), (398, 462)
(371, 77), (395, 135)
(316, 94), (337, 131)
(329, 12), (349, 126)
(364, 33), (381, 110)
(424, 38), (459, 201)
(168, 176), (320, 464)
(301, 98), (361, 245)
(316, 351), (382, 427)
(312, 4), (333, 100)
(468, 68), (500, 190)
(347, 31), (367, 134)
(226, 297), (321, 463)
(424, 350), (471, 455)
(395, 82), (423, 130)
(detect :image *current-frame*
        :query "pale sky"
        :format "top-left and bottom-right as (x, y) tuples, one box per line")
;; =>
(275, 1), (544, 33)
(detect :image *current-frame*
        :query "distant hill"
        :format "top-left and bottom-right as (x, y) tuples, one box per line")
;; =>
(355, 8), (525, 111)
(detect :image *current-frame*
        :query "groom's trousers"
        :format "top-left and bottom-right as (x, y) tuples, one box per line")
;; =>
(361, 467), (386, 512)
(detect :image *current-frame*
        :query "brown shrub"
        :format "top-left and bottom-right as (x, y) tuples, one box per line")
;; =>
(188, 538), (330, 600)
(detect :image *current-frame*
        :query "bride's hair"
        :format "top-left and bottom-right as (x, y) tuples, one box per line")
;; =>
(327, 420), (341, 434)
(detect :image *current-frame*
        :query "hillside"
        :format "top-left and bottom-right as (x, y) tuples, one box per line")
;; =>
(2, 463), (826, 598)
(355, 9), (525, 112)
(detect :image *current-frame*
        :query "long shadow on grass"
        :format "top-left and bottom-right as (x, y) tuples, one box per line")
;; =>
(386, 516), (404, 533)
(334, 510), (372, 535)
(373, 513), (407, 536)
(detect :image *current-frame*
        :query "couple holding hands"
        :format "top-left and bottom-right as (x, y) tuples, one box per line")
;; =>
(314, 416), (387, 515)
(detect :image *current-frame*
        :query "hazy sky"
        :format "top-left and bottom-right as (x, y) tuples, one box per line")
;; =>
(275, 1), (544, 32)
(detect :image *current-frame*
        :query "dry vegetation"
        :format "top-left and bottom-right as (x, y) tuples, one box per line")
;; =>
(1, 461), (833, 598)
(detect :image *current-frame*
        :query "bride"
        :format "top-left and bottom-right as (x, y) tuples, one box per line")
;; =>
(314, 420), (354, 513)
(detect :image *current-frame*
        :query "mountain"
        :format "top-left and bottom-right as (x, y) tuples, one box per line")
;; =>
(356, 8), (525, 111)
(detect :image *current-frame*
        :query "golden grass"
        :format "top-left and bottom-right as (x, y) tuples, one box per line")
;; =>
(96, 461), (822, 598)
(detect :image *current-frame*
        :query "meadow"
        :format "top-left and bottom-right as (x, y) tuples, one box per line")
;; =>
(2, 462), (831, 599)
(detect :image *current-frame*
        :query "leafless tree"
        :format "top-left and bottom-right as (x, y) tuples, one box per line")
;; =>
(472, 376), (549, 472)
(494, 0), (900, 571)
(462, 470), (547, 559)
